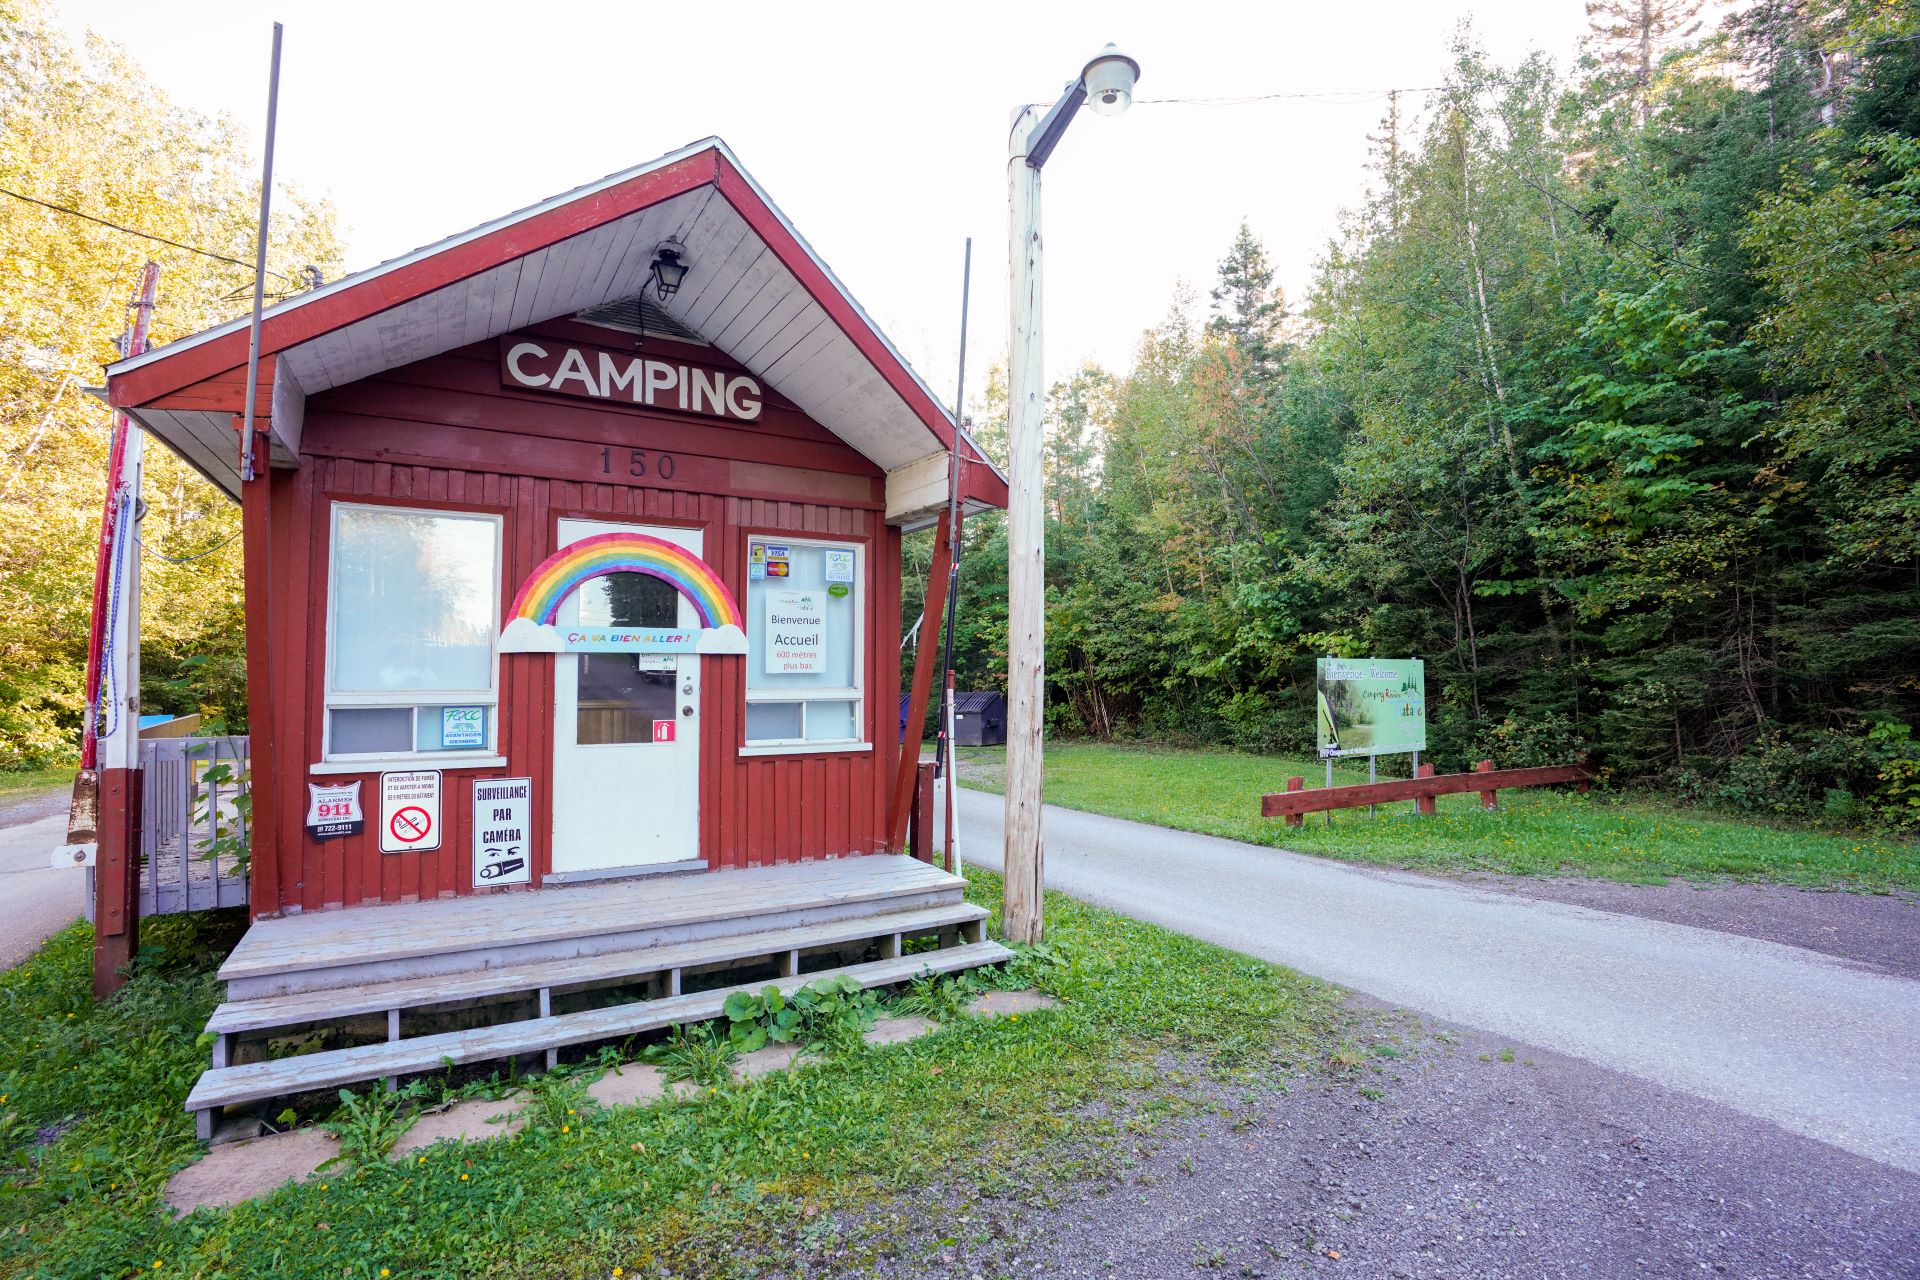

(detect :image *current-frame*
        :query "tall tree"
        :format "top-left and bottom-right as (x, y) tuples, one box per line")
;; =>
(0, 0), (342, 767)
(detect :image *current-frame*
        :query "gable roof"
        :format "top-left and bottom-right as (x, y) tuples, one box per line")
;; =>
(106, 138), (1004, 516)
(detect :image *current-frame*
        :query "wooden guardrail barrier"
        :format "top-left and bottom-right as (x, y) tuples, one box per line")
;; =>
(1261, 758), (1592, 827)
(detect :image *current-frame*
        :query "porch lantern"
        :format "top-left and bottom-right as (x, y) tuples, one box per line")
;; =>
(649, 239), (690, 301)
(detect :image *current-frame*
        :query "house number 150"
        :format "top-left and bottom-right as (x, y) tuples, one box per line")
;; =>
(599, 447), (676, 480)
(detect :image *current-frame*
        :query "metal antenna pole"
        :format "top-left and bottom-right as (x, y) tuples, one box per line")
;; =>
(936, 238), (972, 872)
(239, 21), (283, 483)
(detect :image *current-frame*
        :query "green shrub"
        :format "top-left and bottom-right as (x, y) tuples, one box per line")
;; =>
(1472, 712), (1588, 769)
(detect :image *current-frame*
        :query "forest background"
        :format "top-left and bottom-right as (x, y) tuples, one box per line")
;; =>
(3, 0), (1917, 828)
(910, 0), (1920, 828)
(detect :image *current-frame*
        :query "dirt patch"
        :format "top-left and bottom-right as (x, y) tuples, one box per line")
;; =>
(735, 1043), (804, 1080)
(388, 1095), (529, 1156)
(589, 1063), (674, 1107)
(1476, 875), (1920, 979)
(864, 1015), (938, 1046)
(966, 989), (1059, 1017)
(820, 1006), (1919, 1280)
(164, 1128), (337, 1216)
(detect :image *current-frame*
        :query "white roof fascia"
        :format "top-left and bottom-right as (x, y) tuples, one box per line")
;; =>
(106, 137), (724, 381)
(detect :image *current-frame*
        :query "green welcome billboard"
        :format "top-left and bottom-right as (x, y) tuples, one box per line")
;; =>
(1316, 658), (1426, 758)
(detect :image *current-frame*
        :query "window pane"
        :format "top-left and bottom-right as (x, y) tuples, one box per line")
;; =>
(802, 699), (857, 742)
(578, 571), (679, 628)
(417, 705), (490, 751)
(330, 707), (413, 754)
(746, 542), (857, 691)
(576, 656), (676, 745)
(745, 701), (801, 742)
(331, 507), (497, 693)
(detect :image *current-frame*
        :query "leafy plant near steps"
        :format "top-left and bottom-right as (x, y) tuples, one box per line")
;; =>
(642, 1023), (738, 1087)
(724, 975), (881, 1057)
(721, 986), (800, 1053)
(520, 1064), (597, 1131)
(890, 971), (981, 1023)
(318, 1079), (416, 1166)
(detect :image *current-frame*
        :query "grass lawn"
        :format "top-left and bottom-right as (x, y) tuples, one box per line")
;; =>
(956, 742), (1920, 892)
(0, 764), (72, 806)
(0, 873), (1350, 1280)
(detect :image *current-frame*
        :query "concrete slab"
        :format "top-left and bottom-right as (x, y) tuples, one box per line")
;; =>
(967, 989), (1059, 1018)
(164, 1128), (337, 1216)
(389, 1095), (529, 1157)
(589, 1062), (671, 1107)
(733, 1043), (802, 1079)
(865, 1014), (939, 1046)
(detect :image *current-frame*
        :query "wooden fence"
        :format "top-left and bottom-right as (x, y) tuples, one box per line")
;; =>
(1261, 759), (1592, 826)
(135, 735), (251, 915)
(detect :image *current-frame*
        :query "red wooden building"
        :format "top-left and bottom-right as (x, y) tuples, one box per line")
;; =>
(104, 139), (1008, 1136)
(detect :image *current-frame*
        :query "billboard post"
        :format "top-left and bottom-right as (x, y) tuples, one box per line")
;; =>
(1316, 658), (1426, 819)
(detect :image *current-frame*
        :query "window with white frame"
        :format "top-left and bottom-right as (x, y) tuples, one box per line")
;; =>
(744, 537), (864, 749)
(323, 503), (502, 762)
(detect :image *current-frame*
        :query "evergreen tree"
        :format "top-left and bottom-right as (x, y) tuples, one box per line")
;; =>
(1585, 0), (1706, 123)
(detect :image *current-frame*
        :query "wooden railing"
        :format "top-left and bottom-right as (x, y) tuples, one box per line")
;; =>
(1261, 758), (1592, 827)
(137, 735), (251, 915)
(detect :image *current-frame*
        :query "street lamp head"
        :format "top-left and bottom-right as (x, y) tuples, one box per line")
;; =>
(1081, 43), (1140, 116)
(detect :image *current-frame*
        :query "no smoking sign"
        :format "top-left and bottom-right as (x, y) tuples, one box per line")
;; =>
(379, 770), (443, 853)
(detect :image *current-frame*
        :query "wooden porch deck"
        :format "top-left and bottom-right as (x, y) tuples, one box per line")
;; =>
(189, 854), (1009, 1138)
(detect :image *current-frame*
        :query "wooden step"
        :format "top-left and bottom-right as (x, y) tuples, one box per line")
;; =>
(222, 856), (967, 999)
(187, 941), (1013, 1133)
(206, 901), (990, 1036)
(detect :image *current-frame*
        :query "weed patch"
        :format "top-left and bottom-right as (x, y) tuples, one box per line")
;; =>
(0, 873), (1346, 1279)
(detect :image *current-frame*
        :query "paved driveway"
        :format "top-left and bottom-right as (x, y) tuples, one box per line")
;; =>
(954, 788), (1920, 1174)
(0, 791), (85, 967)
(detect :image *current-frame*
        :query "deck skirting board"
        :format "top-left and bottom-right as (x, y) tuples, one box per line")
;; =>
(187, 941), (1014, 1120)
(221, 855), (966, 996)
(225, 887), (965, 999)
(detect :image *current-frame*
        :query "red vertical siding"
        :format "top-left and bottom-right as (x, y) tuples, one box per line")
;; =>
(254, 335), (901, 918)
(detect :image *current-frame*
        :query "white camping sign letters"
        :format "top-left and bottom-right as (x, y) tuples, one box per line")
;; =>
(472, 777), (532, 886)
(502, 338), (763, 422)
(379, 770), (442, 854)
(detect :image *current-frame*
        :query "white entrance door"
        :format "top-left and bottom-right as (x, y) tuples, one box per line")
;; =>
(551, 519), (701, 874)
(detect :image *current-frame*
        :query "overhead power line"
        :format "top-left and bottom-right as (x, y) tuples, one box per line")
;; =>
(1138, 86), (1444, 107)
(0, 184), (298, 283)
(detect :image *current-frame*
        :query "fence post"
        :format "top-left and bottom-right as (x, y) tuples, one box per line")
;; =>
(1284, 776), (1304, 828)
(1477, 758), (1497, 810)
(909, 760), (937, 865)
(1415, 762), (1437, 816)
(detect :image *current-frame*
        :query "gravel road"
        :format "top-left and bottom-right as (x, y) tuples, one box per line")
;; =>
(857, 1009), (1920, 1280)
(952, 788), (1920, 1175)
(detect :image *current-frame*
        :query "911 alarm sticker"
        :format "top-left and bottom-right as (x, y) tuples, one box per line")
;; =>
(379, 770), (442, 854)
(473, 777), (532, 886)
(305, 780), (364, 841)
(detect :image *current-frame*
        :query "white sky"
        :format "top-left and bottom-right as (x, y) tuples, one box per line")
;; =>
(61, 0), (1593, 410)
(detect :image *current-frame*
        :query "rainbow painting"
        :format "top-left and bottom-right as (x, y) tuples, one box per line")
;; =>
(498, 531), (747, 655)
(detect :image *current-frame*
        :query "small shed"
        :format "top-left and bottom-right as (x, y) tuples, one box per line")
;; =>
(952, 691), (1006, 746)
(101, 137), (1014, 1134)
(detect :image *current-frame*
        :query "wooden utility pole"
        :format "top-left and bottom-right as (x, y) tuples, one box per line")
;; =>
(85, 261), (160, 999)
(1003, 104), (1047, 943)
